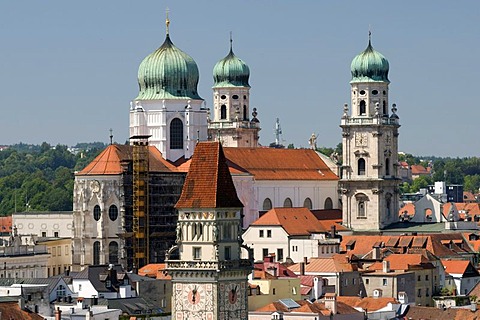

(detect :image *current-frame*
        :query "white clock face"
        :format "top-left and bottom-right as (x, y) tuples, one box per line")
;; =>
(183, 283), (206, 311)
(355, 132), (368, 147)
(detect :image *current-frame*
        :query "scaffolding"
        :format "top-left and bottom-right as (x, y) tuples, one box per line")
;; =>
(131, 135), (150, 270)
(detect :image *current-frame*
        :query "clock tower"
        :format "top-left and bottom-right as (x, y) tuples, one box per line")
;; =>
(340, 35), (401, 231)
(166, 141), (253, 320)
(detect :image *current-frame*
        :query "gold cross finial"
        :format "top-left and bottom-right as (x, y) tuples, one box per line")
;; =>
(166, 7), (170, 35)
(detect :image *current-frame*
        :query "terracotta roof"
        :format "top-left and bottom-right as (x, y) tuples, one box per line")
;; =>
(0, 216), (12, 233)
(411, 164), (430, 175)
(341, 234), (473, 259)
(399, 202), (415, 216)
(444, 202), (480, 217)
(370, 254), (432, 271)
(464, 191), (476, 202)
(311, 209), (342, 220)
(289, 255), (355, 274)
(336, 296), (398, 312)
(251, 207), (328, 235)
(175, 142), (243, 209)
(254, 261), (298, 278)
(405, 306), (480, 320)
(256, 300), (359, 315)
(0, 301), (44, 319)
(441, 259), (471, 275)
(223, 147), (338, 181)
(77, 144), (176, 175)
(137, 263), (171, 280)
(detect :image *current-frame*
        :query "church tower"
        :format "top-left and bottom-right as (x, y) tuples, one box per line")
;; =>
(208, 37), (260, 147)
(130, 14), (208, 162)
(340, 35), (401, 231)
(166, 142), (252, 320)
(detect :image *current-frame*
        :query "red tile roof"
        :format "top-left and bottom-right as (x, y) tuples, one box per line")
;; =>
(77, 144), (176, 175)
(251, 207), (328, 235)
(336, 296), (398, 312)
(0, 216), (12, 233)
(289, 255), (355, 274)
(0, 301), (44, 320)
(405, 306), (480, 320)
(175, 142), (243, 209)
(223, 147), (338, 181)
(138, 263), (171, 279)
(441, 259), (472, 275)
(411, 164), (431, 175)
(370, 254), (432, 271)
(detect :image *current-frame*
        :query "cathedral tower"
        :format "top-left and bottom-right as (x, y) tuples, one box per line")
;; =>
(340, 35), (401, 231)
(208, 37), (260, 147)
(166, 142), (252, 320)
(130, 15), (208, 162)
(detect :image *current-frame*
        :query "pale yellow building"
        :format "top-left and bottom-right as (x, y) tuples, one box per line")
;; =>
(38, 238), (72, 277)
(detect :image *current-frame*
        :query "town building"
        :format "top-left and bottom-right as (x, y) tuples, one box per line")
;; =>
(339, 35), (401, 231)
(243, 207), (341, 263)
(13, 211), (73, 238)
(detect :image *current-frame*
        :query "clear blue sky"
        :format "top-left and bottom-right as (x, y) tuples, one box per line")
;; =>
(0, 1), (478, 157)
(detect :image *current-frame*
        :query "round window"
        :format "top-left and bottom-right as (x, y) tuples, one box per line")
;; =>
(360, 90), (366, 95)
(109, 205), (118, 221)
(221, 95), (226, 100)
(93, 205), (101, 221)
(232, 95), (239, 100)
(372, 90), (378, 95)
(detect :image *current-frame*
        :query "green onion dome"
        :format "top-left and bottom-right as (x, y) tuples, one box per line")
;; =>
(213, 44), (250, 88)
(350, 39), (389, 83)
(136, 34), (202, 100)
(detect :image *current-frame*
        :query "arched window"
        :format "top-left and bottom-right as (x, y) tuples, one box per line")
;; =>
(109, 205), (118, 221)
(263, 198), (272, 211)
(386, 194), (392, 218)
(359, 100), (366, 115)
(243, 105), (247, 120)
(93, 205), (101, 221)
(358, 158), (366, 175)
(93, 241), (101, 265)
(220, 105), (227, 120)
(383, 101), (387, 115)
(358, 201), (366, 218)
(303, 198), (312, 209)
(324, 197), (333, 210)
(108, 241), (119, 264)
(284, 198), (293, 208)
(385, 158), (390, 176)
(170, 118), (183, 149)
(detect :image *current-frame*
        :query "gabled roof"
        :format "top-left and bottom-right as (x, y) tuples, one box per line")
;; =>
(251, 207), (328, 236)
(336, 296), (398, 312)
(175, 142), (243, 209)
(256, 300), (359, 315)
(289, 255), (355, 274)
(441, 259), (475, 276)
(405, 305), (480, 320)
(223, 147), (339, 181)
(411, 164), (430, 175)
(370, 254), (433, 271)
(77, 144), (176, 175)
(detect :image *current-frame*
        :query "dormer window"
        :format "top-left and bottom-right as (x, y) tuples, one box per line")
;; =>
(106, 280), (111, 288)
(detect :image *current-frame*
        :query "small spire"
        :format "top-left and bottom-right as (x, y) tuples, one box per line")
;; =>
(109, 128), (113, 145)
(166, 7), (170, 35)
(368, 29), (372, 46)
(229, 31), (233, 53)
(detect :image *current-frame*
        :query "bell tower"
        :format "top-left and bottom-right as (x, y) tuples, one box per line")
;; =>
(209, 36), (260, 147)
(166, 142), (253, 320)
(340, 35), (401, 231)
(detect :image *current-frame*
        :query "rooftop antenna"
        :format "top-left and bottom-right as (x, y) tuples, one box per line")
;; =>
(165, 7), (170, 35)
(274, 118), (282, 146)
(109, 128), (113, 145)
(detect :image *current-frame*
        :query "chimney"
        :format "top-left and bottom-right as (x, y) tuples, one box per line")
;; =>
(373, 245), (381, 260)
(330, 225), (336, 238)
(264, 255), (274, 263)
(55, 307), (62, 320)
(313, 277), (323, 300)
(324, 293), (337, 314)
(300, 262), (305, 276)
(382, 260), (390, 273)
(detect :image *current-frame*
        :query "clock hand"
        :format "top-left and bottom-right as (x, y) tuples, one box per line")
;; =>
(192, 286), (197, 303)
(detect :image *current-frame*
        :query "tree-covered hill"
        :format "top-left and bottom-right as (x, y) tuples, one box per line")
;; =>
(0, 142), (105, 215)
